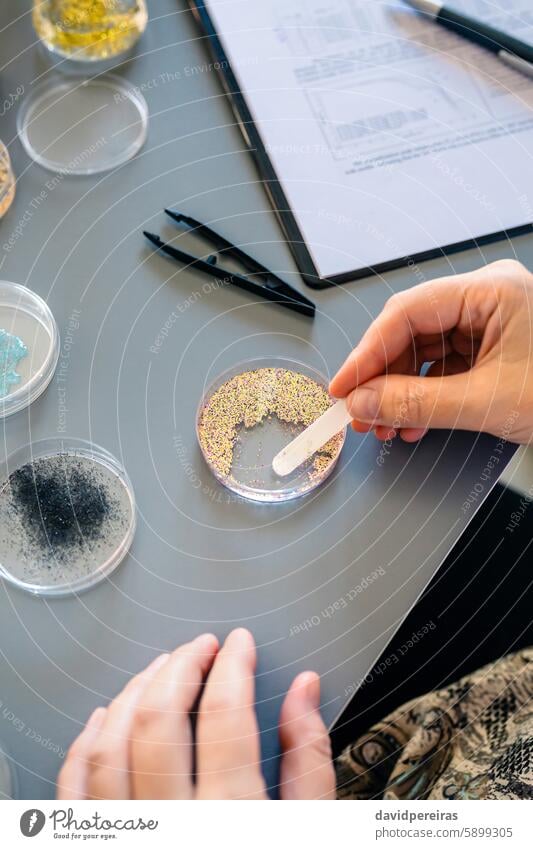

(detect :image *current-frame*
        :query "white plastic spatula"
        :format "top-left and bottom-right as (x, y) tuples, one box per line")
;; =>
(272, 399), (352, 477)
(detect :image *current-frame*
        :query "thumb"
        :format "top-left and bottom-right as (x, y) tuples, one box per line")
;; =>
(279, 672), (336, 800)
(346, 372), (479, 432)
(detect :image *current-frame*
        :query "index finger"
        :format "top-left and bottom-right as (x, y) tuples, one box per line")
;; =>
(130, 633), (219, 800)
(86, 653), (170, 800)
(56, 707), (107, 800)
(196, 628), (266, 799)
(329, 274), (466, 398)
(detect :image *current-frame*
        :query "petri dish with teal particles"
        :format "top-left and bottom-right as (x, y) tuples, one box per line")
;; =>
(0, 281), (59, 418)
(0, 438), (136, 597)
(196, 357), (346, 503)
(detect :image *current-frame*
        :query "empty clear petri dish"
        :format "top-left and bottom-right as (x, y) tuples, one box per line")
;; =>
(0, 438), (136, 596)
(0, 281), (59, 419)
(0, 739), (16, 799)
(17, 75), (148, 175)
(196, 357), (346, 503)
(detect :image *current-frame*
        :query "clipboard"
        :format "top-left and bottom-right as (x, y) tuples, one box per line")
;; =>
(187, 0), (533, 290)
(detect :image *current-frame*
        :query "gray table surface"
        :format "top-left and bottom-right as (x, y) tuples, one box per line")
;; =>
(0, 0), (528, 799)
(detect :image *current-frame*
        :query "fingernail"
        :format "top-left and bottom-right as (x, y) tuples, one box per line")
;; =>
(194, 633), (219, 652)
(300, 672), (320, 709)
(348, 387), (379, 421)
(227, 627), (254, 648)
(150, 652), (170, 670)
(224, 628), (256, 657)
(87, 707), (106, 727)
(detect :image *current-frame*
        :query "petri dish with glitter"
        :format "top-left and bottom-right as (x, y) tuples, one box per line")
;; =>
(196, 358), (346, 503)
(0, 438), (136, 597)
(0, 281), (59, 419)
(17, 75), (148, 175)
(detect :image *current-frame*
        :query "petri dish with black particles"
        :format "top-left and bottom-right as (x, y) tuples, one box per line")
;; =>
(0, 281), (59, 418)
(196, 357), (346, 503)
(17, 75), (148, 175)
(0, 438), (136, 597)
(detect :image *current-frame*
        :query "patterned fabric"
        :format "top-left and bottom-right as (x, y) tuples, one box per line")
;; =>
(336, 649), (533, 800)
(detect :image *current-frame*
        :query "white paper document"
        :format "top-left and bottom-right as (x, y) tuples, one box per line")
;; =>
(203, 0), (533, 280)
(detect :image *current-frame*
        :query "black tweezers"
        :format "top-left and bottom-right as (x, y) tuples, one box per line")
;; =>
(144, 211), (315, 318)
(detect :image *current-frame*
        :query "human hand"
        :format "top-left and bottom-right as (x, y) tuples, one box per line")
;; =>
(330, 260), (533, 444)
(57, 628), (335, 800)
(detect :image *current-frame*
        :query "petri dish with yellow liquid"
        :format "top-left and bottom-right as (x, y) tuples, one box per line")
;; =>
(33, 0), (148, 64)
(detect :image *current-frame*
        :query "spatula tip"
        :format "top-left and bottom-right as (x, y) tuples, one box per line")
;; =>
(272, 452), (292, 477)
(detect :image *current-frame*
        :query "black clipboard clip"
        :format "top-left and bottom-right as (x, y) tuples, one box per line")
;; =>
(143, 211), (315, 319)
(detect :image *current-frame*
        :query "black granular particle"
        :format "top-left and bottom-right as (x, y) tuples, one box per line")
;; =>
(8, 456), (112, 557)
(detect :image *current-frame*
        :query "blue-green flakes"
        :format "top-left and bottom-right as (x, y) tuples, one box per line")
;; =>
(0, 329), (27, 398)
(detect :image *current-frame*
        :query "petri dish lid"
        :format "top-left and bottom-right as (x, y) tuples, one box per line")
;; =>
(0, 280), (59, 418)
(196, 357), (346, 503)
(17, 75), (148, 175)
(0, 739), (16, 799)
(0, 438), (136, 597)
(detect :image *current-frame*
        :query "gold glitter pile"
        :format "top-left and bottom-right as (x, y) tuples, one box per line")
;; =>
(198, 367), (344, 480)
